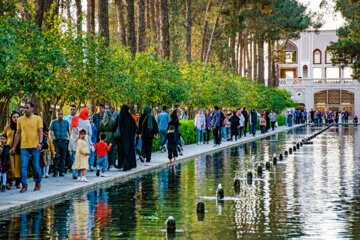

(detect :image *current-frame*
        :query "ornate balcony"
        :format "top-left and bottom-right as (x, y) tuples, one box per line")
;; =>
(279, 78), (359, 87)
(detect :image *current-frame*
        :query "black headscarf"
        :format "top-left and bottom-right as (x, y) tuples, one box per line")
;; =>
(10, 111), (20, 131)
(118, 104), (137, 171)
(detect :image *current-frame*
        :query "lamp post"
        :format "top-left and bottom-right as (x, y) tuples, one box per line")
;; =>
(20, 100), (25, 113)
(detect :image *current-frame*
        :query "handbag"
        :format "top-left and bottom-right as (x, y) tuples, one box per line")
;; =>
(12, 130), (21, 154)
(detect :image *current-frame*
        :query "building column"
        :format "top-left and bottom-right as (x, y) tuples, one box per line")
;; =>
(354, 88), (360, 118)
(305, 87), (315, 111)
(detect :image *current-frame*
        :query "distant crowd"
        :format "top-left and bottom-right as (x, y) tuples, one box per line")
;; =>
(284, 109), (358, 126)
(5, 102), (337, 194)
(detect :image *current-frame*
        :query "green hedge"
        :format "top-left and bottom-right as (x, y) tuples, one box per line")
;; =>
(152, 115), (285, 151)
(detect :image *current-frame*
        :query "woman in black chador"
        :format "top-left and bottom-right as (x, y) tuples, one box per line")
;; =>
(114, 104), (137, 171)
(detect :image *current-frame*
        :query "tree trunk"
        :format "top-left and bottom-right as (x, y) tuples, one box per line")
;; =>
(185, 0), (191, 63)
(98, 0), (110, 46)
(268, 40), (272, 86)
(149, 0), (155, 30)
(245, 35), (251, 78)
(35, 0), (46, 28)
(75, 0), (82, 34)
(258, 38), (265, 84)
(236, 31), (241, 74)
(154, 0), (161, 54)
(127, 0), (137, 55)
(204, 0), (224, 63)
(238, 32), (243, 75)
(160, 0), (170, 59)
(66, 0), (71, 21)
(230, 35), (236, 70)
(253, 39), (258, 81)
(137, 0), (146, 52)
(200, 0), (211, 62)
(87, 0), (95, 34)
(146, 0), (150, 29)
(249, 37), (252, 78)
(115, 0), (126, 45)
(0, 99), (10, 131)
(272, 40), (279, 86)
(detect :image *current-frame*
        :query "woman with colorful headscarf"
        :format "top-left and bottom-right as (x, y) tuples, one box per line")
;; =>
(69, 108), (92, 179)
(99, 110), (116, 170)
(114, 104), (137, 171)
(138, 106), (158, 162)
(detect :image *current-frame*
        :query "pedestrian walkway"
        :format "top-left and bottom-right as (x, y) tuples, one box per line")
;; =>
(0, 124), (303, 218)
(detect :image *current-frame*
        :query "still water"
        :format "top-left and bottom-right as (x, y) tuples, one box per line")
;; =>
(1, 126), (360, 239)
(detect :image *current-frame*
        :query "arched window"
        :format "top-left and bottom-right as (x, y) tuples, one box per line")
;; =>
(303, 65), (308, 78)
(325, 49), (333, 64)
(282, 41), (297, 63)
(313, 49), (321, 64)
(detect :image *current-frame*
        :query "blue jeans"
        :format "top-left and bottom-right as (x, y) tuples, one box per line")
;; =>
(221, 127), (227, 141)
(21, 148), (42, 187)
(196, 129), (204, 143)
(251, 123), (257, 135)
(97, 156), (108, 172)
(159, 129), (168, 145)
(89, 150), (95, 170)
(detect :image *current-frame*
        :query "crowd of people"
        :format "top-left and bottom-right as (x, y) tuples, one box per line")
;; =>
(285, 108), (358, 126)
(1, 101), (321, 194)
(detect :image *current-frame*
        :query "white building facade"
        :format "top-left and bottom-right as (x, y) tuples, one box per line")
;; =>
(278, 30), (360, 117)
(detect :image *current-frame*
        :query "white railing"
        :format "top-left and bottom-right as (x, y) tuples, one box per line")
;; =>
(279, 78), (358, 86)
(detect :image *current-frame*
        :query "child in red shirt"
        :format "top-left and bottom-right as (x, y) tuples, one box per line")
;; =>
(95, 133), (112, 177)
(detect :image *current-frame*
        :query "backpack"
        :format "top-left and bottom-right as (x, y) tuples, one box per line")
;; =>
(220, 112), (225, 126)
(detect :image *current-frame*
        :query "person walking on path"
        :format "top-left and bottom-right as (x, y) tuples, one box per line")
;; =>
(49, 110), (70, 177)
(249, 109), (260, 137)
(3, 111), (21, 189)
(88, 116), (97, 171)
(0, 134), (11, 192)
(99, 110), (116, 170)
(194, 109), (206, 145)
(63, 104), (77, 172)
(114, 104), (137, 170)
(238, 110), (245, 138)
(92, 104), (105, 135)
(242, 108), (249, 136)
(10, 102), (43, 193)
(63, 104), (77, 124)
(41, 136), (55, 178)
(204, 109), (212, 144)
(157, 106), (170, 152)
(260, 113), (266, 134)
(230, 111), (240, 141)
(169, 105), (183, 155)
(265, 111), (271, 132)
(95, 133), (112, 177)
(270, 110), (277, 131)
(139, 106), (158, 163)
(69, 108), (92, 179)
(72, 129), (90, 182)
(160, 125), (179, 165)
(212, 106), (221, 147)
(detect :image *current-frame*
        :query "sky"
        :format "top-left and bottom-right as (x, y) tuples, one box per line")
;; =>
(298, 0), (345, 30)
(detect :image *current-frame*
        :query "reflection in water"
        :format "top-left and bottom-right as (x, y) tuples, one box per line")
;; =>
(1, 126), (360, 239)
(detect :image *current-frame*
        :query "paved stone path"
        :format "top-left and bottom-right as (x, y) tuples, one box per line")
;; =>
(0, 124), (303, 218)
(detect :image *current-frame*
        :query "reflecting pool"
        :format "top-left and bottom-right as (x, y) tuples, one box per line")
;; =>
(1, 126), (360, 239)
